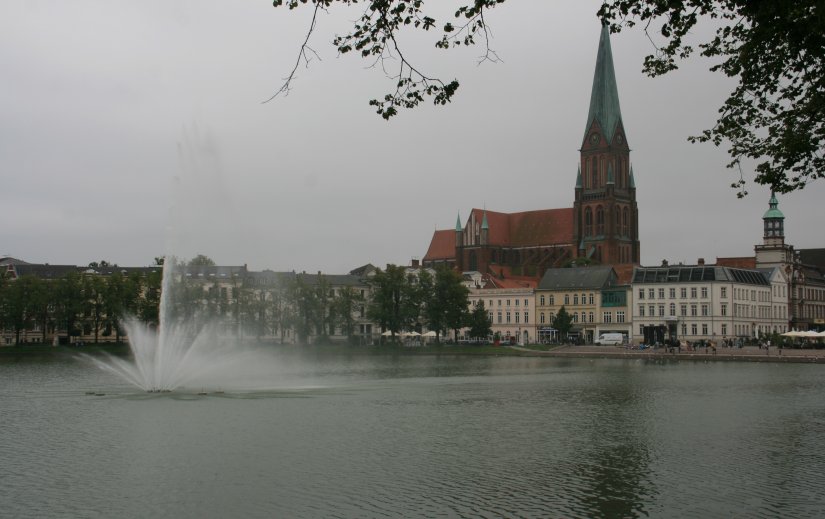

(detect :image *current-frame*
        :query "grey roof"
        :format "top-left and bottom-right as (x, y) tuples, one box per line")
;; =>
(633, 265), (769, 286)
(538, 266), (617, 290)
(583, 24), (623, 143)
(296, 272), (366, 287)
(0, 257), (31, 266)
(799, 248), (825, 272)
(11, 264), (83, 279)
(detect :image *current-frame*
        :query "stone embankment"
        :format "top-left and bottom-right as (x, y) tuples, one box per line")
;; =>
(513, 344), (825, 364)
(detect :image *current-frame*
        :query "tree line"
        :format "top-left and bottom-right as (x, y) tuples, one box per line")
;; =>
(0, 259), (496, 347)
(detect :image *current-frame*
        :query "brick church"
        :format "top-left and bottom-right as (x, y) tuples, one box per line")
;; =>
(423, 25), (641, 280)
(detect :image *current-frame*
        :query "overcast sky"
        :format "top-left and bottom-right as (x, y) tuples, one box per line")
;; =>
(2, 1), (822, 273)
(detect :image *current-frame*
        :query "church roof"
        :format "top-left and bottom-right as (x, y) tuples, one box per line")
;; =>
(423, 229), (456, 261)
(583, 25), (623, 143)
(469, 207), (574, 247)
(763, 193), (784, 219)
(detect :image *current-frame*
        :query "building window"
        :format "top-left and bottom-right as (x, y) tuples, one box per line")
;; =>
(702, 324), (708, 335)
(682, 324), (687, 335)
(691, 304), (697, 316)
(540, 313), (545, 324)
(701, 287), (708, 298)
(617, 311), (625, 323)
(506, 312), (511, 324)
(701, 304), (709, 316)
(515, 312), (520, 324)
(585, 207), (593, 236)
(658, 288), (665, 299)
(639, 324), (645, 335)
(681, 288), (687, 299)
(691, 287), (697, 298)
(589, 293), (594, 305)
(691, 324), (698, 335)
(680, 304), (687, 316)
(596, 206), (605, 235)
(525, 312), (529, 324)
(573, 313), (578, 323)
(670, 303), (676, 316)
(524, 299), (529, 307)
(639, 289), (645, 300)
(506, 299), (511, 306)
(658, 305), (665, 317)
(540, 295), (545, 306)
(721, 324), (727, 335)
(649, 305), (655, 316)
(721, 287), (727, 298)
(589, 312), (594, 323)
(639, 305), (645, 317)
(574, 294), (579, 305)
(670, 288), (676, 299)
(515, 299), (520, 306)
(497, 312), (502, 324)
(648, 289), (655, 299)
(564, 295), (570, 305)
(549, 295), (555, 305)
(603, 311), (612, 323)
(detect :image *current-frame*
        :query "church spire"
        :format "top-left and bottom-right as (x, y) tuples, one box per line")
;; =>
(583, 24), (623, 143)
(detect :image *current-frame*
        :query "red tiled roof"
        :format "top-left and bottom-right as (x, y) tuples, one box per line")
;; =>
(423, 229), (455, 262)
(469, 207), (574, 247)
(612, 263), (636, 285)
(715, 256), (756, 269)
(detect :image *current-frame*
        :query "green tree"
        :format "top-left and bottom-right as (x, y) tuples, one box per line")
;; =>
(272, 1), (824, 194)
(140, 268), (162, 326)
(367, 264), (415, 342)
(288, 275), (319, 345)
(84, 275), (107, 343)
(54, 272), (84, 343)
(4, 275), (39, 344)
(552, 306), (574, 342)
(426, 266), (470, 343)
(332, 286), (363, 343)
(467, 300), (492, 341)
(187, 254), (216, 267)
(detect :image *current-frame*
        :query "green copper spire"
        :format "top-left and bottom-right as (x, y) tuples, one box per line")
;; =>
(576, 164), (582, 188)
(583, 24), (623, 143)
(481, 210), (489, 230)
(629, 164), (636, 188)
(763, 192), (784, 220)
(455, 212), (462, 232)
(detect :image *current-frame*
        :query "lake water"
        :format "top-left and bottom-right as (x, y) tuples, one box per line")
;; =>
(1, 349), (824, 518)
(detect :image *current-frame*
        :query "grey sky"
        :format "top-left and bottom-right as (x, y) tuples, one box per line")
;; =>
(2, 1), (822, 272)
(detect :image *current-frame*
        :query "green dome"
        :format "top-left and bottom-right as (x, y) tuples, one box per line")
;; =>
(763, 194), (784, 219)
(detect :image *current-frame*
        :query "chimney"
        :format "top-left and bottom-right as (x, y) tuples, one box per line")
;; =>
(698, 258), (705, 266)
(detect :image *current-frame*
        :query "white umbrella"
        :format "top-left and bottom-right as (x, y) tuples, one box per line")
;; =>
(381, 330), (394, 336)
(781, 330), (804, 337)
(406, 331), (421, 337)
(817, 331), (825, 338)
(799, 330), (821, 338)
(422, 331), (437, 337)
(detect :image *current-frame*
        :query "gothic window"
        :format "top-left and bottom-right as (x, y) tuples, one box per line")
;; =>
(584, 207), (593, 236)
(596, 206), (604, 235)
(613, 206), (620, 235)
(469, 250), (478, 272)
(622, 207), (629, 236)
(591, 157), (598, 188)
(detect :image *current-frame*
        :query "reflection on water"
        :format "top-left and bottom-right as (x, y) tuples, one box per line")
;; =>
(2, 352), (825, 518)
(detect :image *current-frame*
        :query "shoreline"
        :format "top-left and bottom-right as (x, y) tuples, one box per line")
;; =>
(513, 344), (825, 364)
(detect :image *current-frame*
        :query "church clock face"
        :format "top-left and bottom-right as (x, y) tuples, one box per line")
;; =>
(590, 133), (600, 145)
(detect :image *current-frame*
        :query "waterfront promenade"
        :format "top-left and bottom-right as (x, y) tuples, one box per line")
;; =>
(516, 344), (825, 364)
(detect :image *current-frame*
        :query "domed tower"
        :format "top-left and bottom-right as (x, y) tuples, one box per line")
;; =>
(572, 25), (640, 265)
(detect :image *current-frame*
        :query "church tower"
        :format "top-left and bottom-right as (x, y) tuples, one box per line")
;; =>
(573, 25), (640, 265)
(755, 192), (795, 269)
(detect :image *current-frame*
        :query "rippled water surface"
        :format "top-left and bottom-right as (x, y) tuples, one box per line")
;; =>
(2, 350), (824, 518)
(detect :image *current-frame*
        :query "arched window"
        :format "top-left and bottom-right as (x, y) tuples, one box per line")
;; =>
(469, 250), (478, 271)
(613, 206), (620, 235)
(622, 207), (629, 237)
(584, 207), (593, 236)
(591, 157), (598, 188)
(596, 206), (604, 235)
